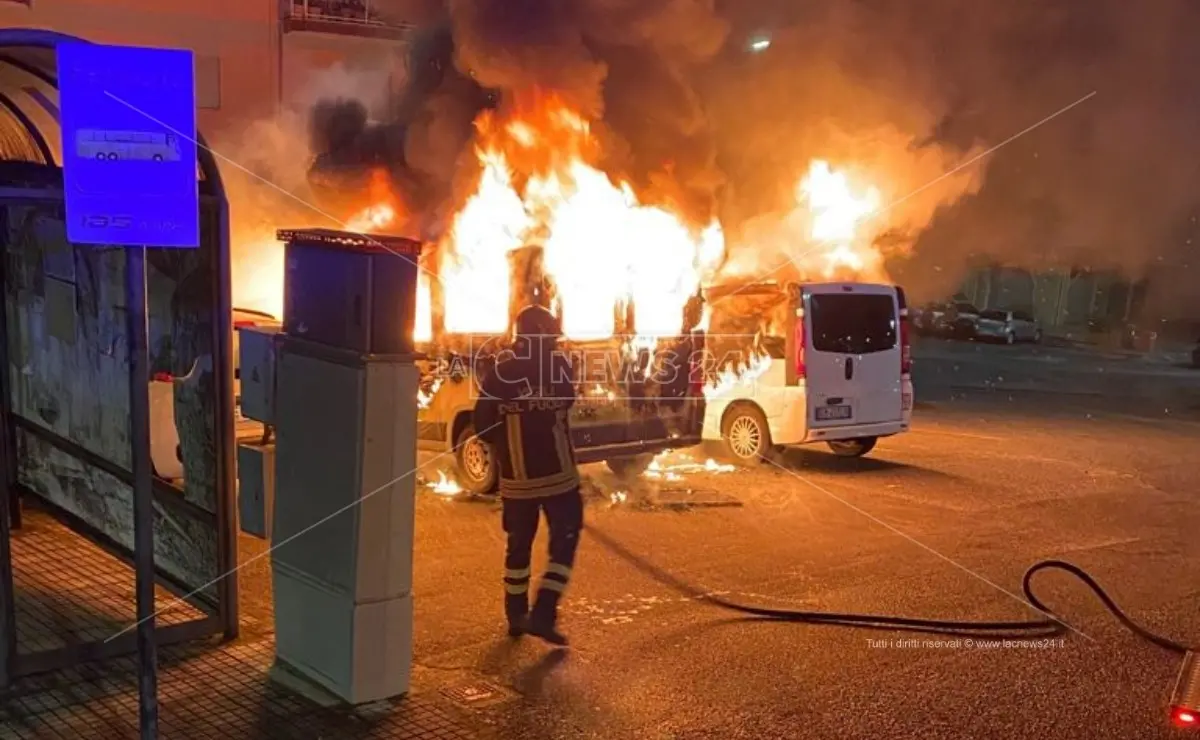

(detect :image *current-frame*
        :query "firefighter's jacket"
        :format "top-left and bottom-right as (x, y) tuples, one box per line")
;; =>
(473, 351), (579, 499)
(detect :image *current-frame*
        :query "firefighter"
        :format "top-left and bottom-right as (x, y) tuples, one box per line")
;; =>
(473, 304), (582, 646)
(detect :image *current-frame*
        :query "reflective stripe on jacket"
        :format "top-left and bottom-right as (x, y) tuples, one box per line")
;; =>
(474, 352), (579, 499)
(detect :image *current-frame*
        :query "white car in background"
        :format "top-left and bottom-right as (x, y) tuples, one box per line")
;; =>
(701, 281), (913, 465)
(974, 308), (1042, 344)
(149, 308), (278, 481)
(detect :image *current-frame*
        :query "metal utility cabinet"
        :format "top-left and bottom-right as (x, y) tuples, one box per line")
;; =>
(272, 339), (419, 703)
(268, 229), (423, 704)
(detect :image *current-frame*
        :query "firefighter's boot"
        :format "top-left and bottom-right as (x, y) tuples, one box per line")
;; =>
(528, 590), (568, 647)
(505, 594), (528, 638)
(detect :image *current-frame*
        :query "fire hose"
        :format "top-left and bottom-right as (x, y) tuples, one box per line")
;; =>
(583, 525), (1200, 726)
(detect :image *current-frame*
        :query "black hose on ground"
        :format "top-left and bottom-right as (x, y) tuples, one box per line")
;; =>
(585, 525), (1191, 651)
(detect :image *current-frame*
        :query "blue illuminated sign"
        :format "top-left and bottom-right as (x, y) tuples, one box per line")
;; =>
(57, 42), (199, 247)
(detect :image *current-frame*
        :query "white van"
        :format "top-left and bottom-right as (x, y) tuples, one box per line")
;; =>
(701, 281), (913, 464)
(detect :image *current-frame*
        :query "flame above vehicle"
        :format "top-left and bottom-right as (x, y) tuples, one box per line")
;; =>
(801, 160), (883, 278)
(438, 91), (726, 342)
(720, 159), (889, 285)
(231, 107), (894, 349)
(320, 92), (728, 345)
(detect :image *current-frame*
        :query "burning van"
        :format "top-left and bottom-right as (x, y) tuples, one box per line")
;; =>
(416, 243), (708, 494)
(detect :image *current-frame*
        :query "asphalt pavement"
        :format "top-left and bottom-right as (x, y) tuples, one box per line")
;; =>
(411, 384), (1200, 739)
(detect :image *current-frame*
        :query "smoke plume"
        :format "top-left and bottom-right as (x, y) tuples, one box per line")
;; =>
(218, 63), (400, 315)
(242, 0), (1200, 322)
(903, 0), (1200, 318)
(706, 0), (1200, 315)
(306, 0), (730, 234)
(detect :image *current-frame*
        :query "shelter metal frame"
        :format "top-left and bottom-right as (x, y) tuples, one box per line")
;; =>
(0, 29), (238, 687)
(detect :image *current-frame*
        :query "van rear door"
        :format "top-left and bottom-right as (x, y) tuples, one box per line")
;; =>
(804, 284), (903, 427)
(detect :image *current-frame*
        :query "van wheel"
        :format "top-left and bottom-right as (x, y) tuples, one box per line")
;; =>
(455, 423), (498, 495)
(722, 405), (772, 465)
(827, 437), (877, 458)
(606, 454), (655, 480)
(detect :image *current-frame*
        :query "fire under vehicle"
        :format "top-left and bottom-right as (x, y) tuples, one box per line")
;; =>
(417, 244), (708, 494)
(700, 281), (913, 464)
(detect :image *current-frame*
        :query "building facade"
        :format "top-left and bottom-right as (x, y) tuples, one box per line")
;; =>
(0, 0), (416, 140)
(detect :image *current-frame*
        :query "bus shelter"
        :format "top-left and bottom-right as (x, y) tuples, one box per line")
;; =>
(0, 29), (238, 686)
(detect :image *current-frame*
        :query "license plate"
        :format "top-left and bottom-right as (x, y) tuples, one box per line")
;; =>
(816, 404), (852, 421)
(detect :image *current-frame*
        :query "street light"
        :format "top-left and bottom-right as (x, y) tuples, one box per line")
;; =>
(748, 36), (771, 53)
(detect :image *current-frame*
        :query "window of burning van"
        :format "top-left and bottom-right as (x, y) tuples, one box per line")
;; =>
(808, 293), (897, 354)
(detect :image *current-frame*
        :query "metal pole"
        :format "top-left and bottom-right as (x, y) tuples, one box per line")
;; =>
(213, 197), (239, 641)
(126, 247), (159, 738)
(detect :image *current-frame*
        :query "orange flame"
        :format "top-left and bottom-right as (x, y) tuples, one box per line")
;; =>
(238, 95), (732, 346)
(703, 352), (772, 400)
(720, 159), (888, 285)
(439, 91), (725, 341)
(426, 471), (463, 496)
(339, 172), (433, 343)
(799, 160), (883, 279)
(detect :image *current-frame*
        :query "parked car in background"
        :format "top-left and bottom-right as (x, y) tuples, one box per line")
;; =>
(934, 301), (981, 340)
(912, 302), (944, 335)
(975, 309), (1042, 344)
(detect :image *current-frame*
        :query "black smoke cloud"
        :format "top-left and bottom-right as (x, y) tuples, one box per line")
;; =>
(448, 0), (728, 222)
(308, 0), (1200, 319)
(306, 22), (489, 233)
(308, 0), (728, 234)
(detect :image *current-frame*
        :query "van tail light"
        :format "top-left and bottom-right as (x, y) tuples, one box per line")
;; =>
(687, 331), (706, 397)
(234, 320), (257, 328)
(900, 309), (912, 376)
(794, 314), (807, 380)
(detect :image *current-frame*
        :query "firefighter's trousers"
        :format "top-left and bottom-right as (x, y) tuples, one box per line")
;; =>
(502, 487), (584, 627)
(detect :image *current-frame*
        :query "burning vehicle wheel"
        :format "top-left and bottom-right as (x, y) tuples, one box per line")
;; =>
(722, 405), (772, 465)
(455, 424), (498, 495)
(605, 454), (655, 480)
(826, 437), (877, 458)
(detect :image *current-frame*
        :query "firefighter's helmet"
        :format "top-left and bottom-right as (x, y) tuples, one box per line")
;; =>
(514, 304), (562, 342)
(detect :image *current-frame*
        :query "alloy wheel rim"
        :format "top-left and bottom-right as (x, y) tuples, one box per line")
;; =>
(729, 416), (762, 459)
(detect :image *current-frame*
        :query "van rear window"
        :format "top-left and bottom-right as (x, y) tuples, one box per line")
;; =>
(808, 293), (897, 354)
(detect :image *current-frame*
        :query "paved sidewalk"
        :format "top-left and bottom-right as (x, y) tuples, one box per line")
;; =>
(0, 636), (482, 739)
(1, 512), (485, 740)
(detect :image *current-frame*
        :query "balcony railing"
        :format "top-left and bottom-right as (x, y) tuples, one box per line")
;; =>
(284, 0), (414, 37)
